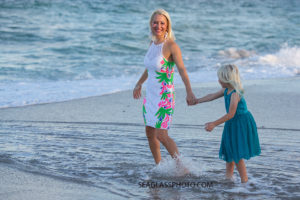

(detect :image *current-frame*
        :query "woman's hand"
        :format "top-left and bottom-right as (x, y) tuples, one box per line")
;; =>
(133, 84), (142, 99)
(186, 92), (196, 105)
(205, 122), (215, 132)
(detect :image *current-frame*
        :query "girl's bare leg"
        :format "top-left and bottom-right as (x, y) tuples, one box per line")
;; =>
(236, 159), (248, 183)
(226, 162), (234, 180)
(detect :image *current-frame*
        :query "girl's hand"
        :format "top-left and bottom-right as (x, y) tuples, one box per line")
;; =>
(133, 84), (142, 99)
(205, 122), (215, 132)
(186, 92), (196, 105)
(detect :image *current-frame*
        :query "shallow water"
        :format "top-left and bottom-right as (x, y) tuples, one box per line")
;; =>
(0, 120), (299, 199)
(0, 0), (300, 107)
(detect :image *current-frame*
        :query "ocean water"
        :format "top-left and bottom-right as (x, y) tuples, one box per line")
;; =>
(1, 1), (300, 199)
(0, 121), (299, 199)
(0, 0), (300, 108)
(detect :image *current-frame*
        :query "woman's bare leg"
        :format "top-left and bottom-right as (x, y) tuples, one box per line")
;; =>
(146, 126), (161, 164)
(156, 129), (179, 158)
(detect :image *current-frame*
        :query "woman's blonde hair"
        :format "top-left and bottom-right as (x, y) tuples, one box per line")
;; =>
(217, 64), (244, 96)
(149, 9), (175, 41)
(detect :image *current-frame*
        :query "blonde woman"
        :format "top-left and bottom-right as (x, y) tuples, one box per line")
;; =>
(133, 9), (196, 164)
(194, 64), (261, 183)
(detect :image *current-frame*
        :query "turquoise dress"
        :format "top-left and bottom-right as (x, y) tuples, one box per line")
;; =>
(219, 88), (261, 163)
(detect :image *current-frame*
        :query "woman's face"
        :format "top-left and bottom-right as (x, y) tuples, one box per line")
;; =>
(151, 14), (168, 39)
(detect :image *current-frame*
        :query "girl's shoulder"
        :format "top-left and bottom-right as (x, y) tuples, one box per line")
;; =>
(229, 90), (242, 102)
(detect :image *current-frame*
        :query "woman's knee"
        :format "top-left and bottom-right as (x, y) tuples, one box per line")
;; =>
(156, 130), (169, 143)
(146, 126), (155, 139)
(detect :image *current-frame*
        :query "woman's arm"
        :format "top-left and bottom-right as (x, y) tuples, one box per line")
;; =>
(133, 69), (148, 99)
(169, 42), (195, 105)
(205, 92), (240, 132)
(196, 89), (225, 104)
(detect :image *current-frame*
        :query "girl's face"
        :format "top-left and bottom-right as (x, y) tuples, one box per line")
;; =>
(151, 14), (168, 39)
(218, 79), (230, 88)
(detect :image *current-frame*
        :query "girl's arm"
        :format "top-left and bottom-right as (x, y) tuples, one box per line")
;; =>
(170, 42), (196, 105)
(196, 88), (225, 104)
(205, 92), (240, 132)
(133, 69), (148, 99)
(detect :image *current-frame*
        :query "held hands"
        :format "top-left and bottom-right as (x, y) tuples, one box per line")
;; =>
(205, 122), (216, 132)
(133, 84), (142, 99)
(186, 92), (197, 105)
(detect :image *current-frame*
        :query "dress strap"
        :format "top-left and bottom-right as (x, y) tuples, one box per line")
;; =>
(224, 88), (228, 95)
(225, 88), (236, 96)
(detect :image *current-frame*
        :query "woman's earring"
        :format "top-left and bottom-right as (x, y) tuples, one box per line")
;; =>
(164, 32), (168, 39)
(150, 32), (155, 41)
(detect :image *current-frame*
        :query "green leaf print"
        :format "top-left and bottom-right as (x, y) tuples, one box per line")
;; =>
(155, 121), (162, 129)
(162, 58), (175, 71)
(143, 104), (147, 125)
(155, 71), (173, 84)
(155, 107), (173, 121)
(161, 92), (171, 100)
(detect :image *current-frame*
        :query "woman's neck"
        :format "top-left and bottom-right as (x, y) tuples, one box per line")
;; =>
(154, 36), (165, 44)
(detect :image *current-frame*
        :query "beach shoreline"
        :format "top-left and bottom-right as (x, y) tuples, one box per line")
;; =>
(1, 76), (300, 199)
(1, 76), (299, 129)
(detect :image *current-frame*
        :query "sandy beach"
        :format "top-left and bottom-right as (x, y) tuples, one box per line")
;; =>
(1, 77), (300, 129)
(1, 77), (300, 199)
(1, 0), (300, 199)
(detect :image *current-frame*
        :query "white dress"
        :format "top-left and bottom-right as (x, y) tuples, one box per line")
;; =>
(143, 42), (175, 129)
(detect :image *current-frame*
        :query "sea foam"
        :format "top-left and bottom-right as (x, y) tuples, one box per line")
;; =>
(259, 44), (300, 70)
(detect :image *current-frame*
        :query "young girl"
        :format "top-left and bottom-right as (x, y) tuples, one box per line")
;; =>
(195, 64), (261, 183)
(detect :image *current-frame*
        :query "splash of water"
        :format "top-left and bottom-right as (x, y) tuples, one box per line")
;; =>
(259, 44), (300, 69)
(150, 155), (205, 178)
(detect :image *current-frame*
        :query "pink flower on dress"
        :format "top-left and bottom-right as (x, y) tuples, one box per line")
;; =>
(160, 83), (167, 95)
(143, 98), (146, 105)
(167, 84), (174, 90)
(160, 68), (167, 73)
(158, 99), (172, 109)
(161, 115), (170, 129)
(159, 82), (174, 95)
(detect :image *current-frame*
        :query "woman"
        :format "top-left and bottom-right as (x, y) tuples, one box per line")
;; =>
(133, 9), (195, 164)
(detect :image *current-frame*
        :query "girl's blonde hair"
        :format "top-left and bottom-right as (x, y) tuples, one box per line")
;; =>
(149, 9), (175, 41)
(217, 64), (244, 96)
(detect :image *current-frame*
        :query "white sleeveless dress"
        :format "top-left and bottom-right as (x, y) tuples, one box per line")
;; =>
(143, 42), (175, 129)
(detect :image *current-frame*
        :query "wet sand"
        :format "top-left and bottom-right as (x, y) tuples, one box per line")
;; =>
(1, 77), (300, 199)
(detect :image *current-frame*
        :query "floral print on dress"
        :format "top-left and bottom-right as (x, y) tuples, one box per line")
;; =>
(155, 58), (175, 129)
(143, 98), (147, 125)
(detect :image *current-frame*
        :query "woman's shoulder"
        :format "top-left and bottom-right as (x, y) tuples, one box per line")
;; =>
(165, 39), (180, 52)
(165, 39), (177, 47)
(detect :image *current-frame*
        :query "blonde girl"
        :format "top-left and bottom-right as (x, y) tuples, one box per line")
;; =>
(195, 64), (261, 183)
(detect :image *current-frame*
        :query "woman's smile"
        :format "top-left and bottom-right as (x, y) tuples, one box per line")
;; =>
(151, 14), (167, 39)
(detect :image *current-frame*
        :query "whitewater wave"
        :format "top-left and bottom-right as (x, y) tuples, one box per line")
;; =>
(259, 44), (300, 70)
(219, 48), (256, 59)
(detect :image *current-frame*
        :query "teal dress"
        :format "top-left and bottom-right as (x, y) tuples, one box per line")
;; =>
(219, 88), (261, 163)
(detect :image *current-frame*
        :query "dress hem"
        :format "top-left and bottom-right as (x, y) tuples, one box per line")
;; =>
(219, 151), (261, 163)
